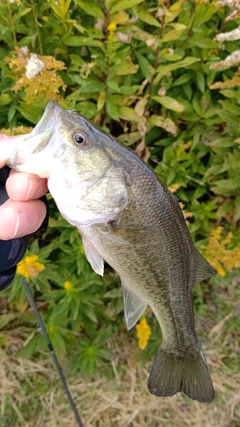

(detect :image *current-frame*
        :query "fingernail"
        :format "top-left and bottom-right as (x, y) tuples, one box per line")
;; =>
(11, 211), (28, 238)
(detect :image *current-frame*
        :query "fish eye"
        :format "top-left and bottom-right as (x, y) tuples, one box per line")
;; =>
(73, 132), (89, 146)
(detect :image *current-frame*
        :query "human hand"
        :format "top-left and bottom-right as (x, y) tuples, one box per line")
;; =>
(0, 169), (48, 240)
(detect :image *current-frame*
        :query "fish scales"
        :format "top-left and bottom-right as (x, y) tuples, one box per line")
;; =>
(80, 157), (197, 350)
(1, 101), (216, 403)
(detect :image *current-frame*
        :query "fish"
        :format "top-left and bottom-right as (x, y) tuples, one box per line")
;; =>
(0, 101), (216, 402)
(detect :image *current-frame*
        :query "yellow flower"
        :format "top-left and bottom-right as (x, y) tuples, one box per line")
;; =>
(204, 227), (240, 277)
(17, 255), (44, 278)
(178, 201), (193, 223)
(0, 126), (32, 136)
(212, 226), (223, 241)
(136, 317), (151, 350)
(168, 183), (180, 193)
(177, 141), (192, 156)
(167, 183), (193, 222)
(64, 281), (73, 291)
(5, 47), (66, 104)
(108, 22), (117, 36)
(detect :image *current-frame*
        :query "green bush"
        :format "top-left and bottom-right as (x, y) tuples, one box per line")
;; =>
(0, 0), (240, 378)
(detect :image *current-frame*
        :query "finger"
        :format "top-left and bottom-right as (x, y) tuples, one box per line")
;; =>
(6, 170), (48, 201)
(0, 199), (47, 240)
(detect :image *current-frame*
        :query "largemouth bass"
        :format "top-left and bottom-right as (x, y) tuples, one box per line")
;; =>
(0, 101), (216, 402)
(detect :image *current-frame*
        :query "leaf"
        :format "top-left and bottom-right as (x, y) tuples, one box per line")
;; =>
(0, 94), (11, 107)
(110, 0), (143, 14)
(74, 0), (105, 18)
(13, 7), (32, 21)
(196, 72), (205, 94)
(155, 57), (200, 82)
(80, 81), (105, 93)
(162, 28), (186, 42)
(106, 98), (119, 120)
(219, 100), (240, 117)
(132, 5), (160, 27)
(49, 0), (72, 19)
(87, 28), (104, 39)
(193, 186), (206, 200)
(107, 79), (120, 92)
(84, 306), (98, 323)
(228, 152), (240, 174)
(148, 115), (177, 135)
(120, 85), (140, 95)
(188, 35), (218, 49)
(204, 164), (226, 180)
(0, 314), (15, 330)
(234, 195), (240, 221)
(135, 52), (154, 79)
(64, 36), (105, 50)
(116, 61), (138, 75)
(111, 10), (129, 24)
(208, 137), (235, 148)
(8, 104), (16, 123)
(212, 178), (240, 196)
(165, 0), (185, 23)
(217, 199), (233, 218)
(221, 107), (240, 127)
(75, 101), (98, 118)
(72, 22), (86, 34)
(172, 73), (191, 87)
(131, 25), (156, 43)
(16, 104), (43, 124)
(219, 90), (240, 100)
(18, 35), (37, 47)
(192, 3), (217, 28)
(104, 288), (122, 298)
(169, 23), (186, 30)
(97, 92), (106, 111)
(16, 334), (44, 358)
(152, 96), (185, 112)
(135, 97), (148, 117)
(160, 50), (183, 62)
(118, 131), (141, 145)
(118, 106), (140, 121)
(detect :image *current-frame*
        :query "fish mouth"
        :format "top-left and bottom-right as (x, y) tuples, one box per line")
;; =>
(31, 101), (62, 138)
(6, 101), (64, 177)
(26, 101), (62, 154)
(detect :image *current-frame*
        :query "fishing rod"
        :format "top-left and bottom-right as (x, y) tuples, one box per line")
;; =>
(21, 276), (84, 427)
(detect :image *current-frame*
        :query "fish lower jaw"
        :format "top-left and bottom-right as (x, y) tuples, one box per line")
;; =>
(9, 159), (51, 178)
(0, 142), (17, 169)
(55, 202), (116, 228)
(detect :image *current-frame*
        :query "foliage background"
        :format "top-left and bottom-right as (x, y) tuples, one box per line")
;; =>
(0, 0), (240, 426)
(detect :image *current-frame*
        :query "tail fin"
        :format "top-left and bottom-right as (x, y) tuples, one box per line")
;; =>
(148, 344), (214, 403)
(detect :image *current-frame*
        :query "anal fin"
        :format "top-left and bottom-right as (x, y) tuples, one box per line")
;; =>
(194, 247), (216, 286)
(122, 281), (147, 330)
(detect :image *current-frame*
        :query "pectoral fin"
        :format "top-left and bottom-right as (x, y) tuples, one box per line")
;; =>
(82, 236), (104, 276)
(122, 281), (147, 330)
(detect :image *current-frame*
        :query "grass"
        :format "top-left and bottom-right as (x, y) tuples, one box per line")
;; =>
(0, 274), (239, 427)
